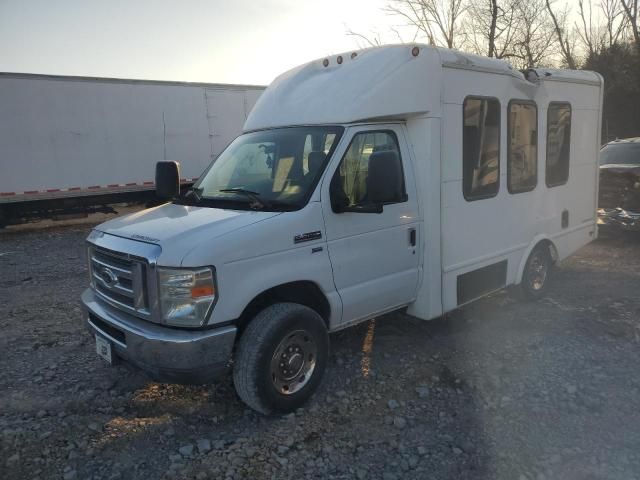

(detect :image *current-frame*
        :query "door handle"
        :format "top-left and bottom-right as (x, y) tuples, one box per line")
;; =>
(409, 228), (416, 247)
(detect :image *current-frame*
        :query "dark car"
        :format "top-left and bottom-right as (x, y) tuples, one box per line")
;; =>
(598, 138), (640, 230)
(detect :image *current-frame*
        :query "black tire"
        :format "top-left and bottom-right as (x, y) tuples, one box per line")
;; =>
(233, 303), (329, 415)
(519, 244), (552, 300)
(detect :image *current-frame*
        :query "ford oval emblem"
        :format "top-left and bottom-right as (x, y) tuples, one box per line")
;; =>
(100, 267), (119, 286)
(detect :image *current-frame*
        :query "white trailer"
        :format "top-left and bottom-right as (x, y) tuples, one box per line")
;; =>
(0, 73), (264, 225)
(81, 45), (603, 414)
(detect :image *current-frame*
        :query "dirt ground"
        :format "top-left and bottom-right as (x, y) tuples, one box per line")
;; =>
(1, 216), (640, 480)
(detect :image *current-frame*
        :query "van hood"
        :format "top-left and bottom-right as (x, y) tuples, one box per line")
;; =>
(96, 203), (280, 263)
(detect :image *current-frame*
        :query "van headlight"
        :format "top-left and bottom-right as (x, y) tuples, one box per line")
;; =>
(157, 267), (216, 327)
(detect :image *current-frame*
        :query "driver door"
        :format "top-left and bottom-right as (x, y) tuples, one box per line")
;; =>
(320, 125), (421, 326)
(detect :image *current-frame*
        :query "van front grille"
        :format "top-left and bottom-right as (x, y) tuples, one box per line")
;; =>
(89, 246), (148, 317)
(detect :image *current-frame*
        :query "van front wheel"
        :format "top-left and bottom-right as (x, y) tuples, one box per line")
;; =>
(233, 303), (329, 415)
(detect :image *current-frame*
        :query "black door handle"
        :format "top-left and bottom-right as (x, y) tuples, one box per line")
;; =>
(409, 228), (416, 246)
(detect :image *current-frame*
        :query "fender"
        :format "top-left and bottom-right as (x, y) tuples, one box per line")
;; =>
(212, 244), (343, 329)
(179, 202), (343, 328)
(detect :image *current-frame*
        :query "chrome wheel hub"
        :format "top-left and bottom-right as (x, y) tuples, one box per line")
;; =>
(270, 330), (317, 395)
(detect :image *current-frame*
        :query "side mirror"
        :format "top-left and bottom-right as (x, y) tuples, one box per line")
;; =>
(155, 161), (180, 200)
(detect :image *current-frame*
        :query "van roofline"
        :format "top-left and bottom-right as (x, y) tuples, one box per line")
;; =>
(245, 44), (603, 131)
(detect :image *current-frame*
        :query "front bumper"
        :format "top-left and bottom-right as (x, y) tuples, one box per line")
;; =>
(81, 289), (236, 384)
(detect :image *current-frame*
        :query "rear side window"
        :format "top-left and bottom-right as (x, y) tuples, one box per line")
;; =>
(463, 97), (501, 201)
(508, 101), (538, 193)
(546, 103), (571, 187)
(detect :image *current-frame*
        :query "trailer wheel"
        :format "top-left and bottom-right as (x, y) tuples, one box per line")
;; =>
(233, 302), (329, 415)
(520, 244), (552, 300)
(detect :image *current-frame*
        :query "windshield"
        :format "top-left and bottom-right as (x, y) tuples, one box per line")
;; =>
(184, 126), (343, 211)
(600, 143), (640, 166)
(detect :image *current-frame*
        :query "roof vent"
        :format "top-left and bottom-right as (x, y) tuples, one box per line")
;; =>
(524, 68), (540, 83)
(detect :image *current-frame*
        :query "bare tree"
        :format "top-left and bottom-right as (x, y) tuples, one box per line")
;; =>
(621, 0), (640, 46)
(576, 0), (603, 56)
(464, 0), (521, 59)
(601, 0), (629, 47)
(575, 0), (629, 58)
(546, 0), (578, 68)
(384, 0), (467, 48)
(487, 0), (498, 57)
(345, 0), (634, 70)
(510, 0), (558, 68)
(345, 29), (387, 48)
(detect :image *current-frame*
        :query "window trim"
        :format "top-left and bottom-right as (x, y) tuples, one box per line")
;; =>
(462, 95), (501, 202)
(507, 99), (538, 195)
(331, 129), (408, 210)
(545, 101), (572, 188)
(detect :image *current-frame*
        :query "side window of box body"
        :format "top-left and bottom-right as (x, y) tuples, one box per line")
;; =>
(546, 102), (572, 188)
(507, 100), (538, 194)
(462, 96), (501, 201)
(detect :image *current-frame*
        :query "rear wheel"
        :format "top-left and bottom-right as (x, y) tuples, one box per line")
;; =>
(233, 303), (329, 415)
(520, 244), (552, 300)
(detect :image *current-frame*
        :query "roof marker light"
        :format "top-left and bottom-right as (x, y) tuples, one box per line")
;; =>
(411, 46), (420, 57)
(351, 52), (358, 59)
(337, 55), (343, 64)
(322, 58), (329, 67)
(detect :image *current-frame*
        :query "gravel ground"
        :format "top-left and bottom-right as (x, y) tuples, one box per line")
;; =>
(1, 220), (640, 480)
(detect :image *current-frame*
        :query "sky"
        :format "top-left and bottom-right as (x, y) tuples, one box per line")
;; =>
(0, 0), (398, 86)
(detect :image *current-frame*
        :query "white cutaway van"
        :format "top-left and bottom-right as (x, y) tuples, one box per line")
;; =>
(81, 44), (603, 414)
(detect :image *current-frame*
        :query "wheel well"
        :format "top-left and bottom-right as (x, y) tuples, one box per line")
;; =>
(516, 238), (559, 285)
(236, 281), (331, 333)
(536, 239), (559, 264)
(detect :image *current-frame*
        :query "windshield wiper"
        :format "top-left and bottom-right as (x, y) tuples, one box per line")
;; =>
(218, 188), (270, 209)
